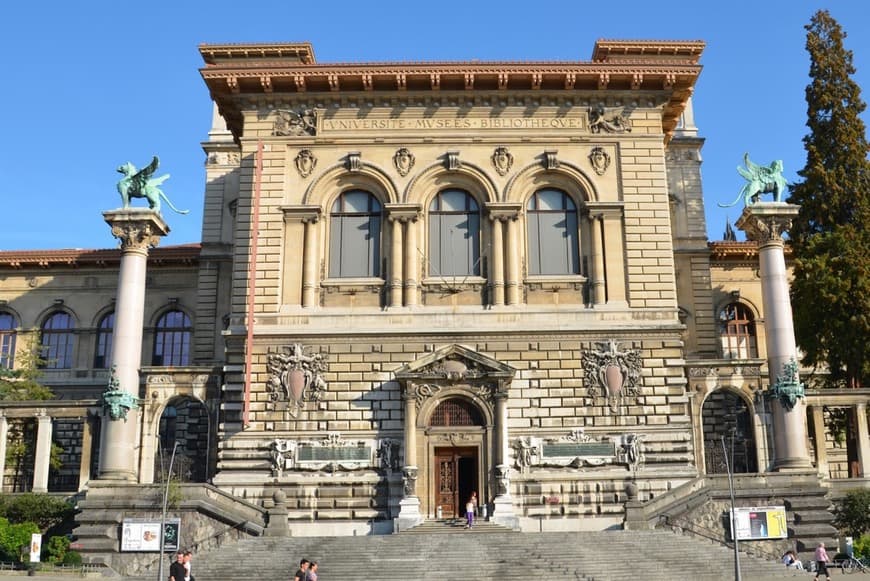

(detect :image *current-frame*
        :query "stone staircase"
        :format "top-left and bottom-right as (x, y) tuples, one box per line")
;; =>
(127, 527), (804, 581)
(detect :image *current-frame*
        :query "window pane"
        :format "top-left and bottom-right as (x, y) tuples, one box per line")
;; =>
(0, 312), (17, 368)
(41, 312), (75, 369)
(95, 312), (114, 368)
(527, 190), (579, 275)
(719, 303), (757, 358)
(153, 310), (191, 366)
(429, 190), (480, 277)
(329, 191), (382, 278)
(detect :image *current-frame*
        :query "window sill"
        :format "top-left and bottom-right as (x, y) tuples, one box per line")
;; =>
(321, 278), (385, 293)
(525, 275), (587, 291)
(422, 277), (487, 292)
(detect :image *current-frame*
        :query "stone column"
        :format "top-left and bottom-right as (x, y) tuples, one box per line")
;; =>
(99, 209), (169, 481)
(403, 212), (420, 308)
(855, 403), (870, 478)
(0, 414), (7, 493)
(301, 214), (321, 308)
(588, 214), (606, 305)
(809, 405), (829, 477)
(395, 383), (422, 531)
(489, 217), (505, 306)
(491, 384), (518, 529)
(78, 415), (93, 491)
(737, 203), (812, 470)
(389, 216), (404, 309)
(32, 410), (53, 493)
(504, 215), (520, 305)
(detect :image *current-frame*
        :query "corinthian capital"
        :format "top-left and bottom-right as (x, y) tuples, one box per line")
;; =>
(735, 202), (800, 244)
(103, 209), (169, 253)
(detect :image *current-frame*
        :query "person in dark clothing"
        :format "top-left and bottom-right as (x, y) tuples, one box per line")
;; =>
(169, 552), (186, 581)
(293, 558), (310, 581)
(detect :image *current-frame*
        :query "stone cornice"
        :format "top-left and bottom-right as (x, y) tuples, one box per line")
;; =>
(200, 40), (704, 145)
(0, 244), (200, 270)
(708, 240), (793, 262)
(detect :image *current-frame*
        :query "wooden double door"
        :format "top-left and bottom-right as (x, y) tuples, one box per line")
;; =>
(435, 446), (478, 518)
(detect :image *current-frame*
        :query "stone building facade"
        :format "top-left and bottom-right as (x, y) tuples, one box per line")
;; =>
(0, 40), (867, 551)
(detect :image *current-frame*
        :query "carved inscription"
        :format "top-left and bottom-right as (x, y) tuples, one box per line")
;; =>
(321, 116), (585, 132)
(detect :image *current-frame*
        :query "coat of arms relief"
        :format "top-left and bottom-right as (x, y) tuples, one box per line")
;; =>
(581, 339), (642, 412)
(266, 344), (328, 417)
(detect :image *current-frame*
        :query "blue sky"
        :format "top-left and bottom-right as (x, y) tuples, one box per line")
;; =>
(1, 1), (867, 250)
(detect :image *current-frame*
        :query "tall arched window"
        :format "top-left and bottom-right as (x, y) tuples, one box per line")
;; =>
(94, 312), (114, 369)
(719, 302), (758, 359)
(428, 189), (480, 277)
(0, 312), (17, 369)
(40, 312), (75, 369)
(329, 190), (382, 278)
(153, 310), (191, 366)
(527, 189), (579, 275)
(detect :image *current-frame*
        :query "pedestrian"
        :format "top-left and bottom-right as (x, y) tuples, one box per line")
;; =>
(465, 491), (477, 529)
(813, 542), (831, 581)
(169, 552), (186, 581)
(308, 561), (319, 581)
(183, 550), (194, 581)
(293, 558), (310, 581)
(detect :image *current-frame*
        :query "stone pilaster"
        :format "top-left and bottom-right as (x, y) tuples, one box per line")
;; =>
(736, 203), (812, 471)
(32, 410), (53, 493)
(98, 209), (169, 481)
(588, 213), (606, 305)
(855, 403), (870, 478)
(385, 204), (420, 308)
(0, 414), (6, 493)
(486, 203), (520, 308)
(78, 414), (93, 491)
(395, 383), (423, 531)
(402, 209), (421, 307)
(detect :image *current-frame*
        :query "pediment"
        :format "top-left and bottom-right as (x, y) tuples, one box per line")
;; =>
(394, 344), (515, 382)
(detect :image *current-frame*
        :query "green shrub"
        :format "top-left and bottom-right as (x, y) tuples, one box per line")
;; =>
(0, 518), (39, 563)
(62, 550), (82, 566)
(853, 534), (870, 560)
(45, 535), (69, 564)
(0, 494), (73, 532)
(833, 489), (870, 537)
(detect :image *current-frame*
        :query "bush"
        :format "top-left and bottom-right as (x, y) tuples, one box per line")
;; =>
(44, 535), (69, 564)
(0, 494), (74, 532)
(833, 489), (870, 537)
(0, 518), (39, 563)
(853, 534), (870, 560)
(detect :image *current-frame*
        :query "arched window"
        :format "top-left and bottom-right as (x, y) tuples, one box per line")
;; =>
(329, 190), (382, 278)
(153, 310), (191, 366)
(94, 312), (114, 369)
(40, 312), (75, 369)
(719, 302), (758, 359)
(0, 312), (17, 368)
(430, 398), (483, 427)
(428, 189), (480, 277)
(527, 189), (579, 275)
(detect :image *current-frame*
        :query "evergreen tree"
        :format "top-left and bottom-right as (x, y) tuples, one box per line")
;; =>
(787, 10), (870, 388)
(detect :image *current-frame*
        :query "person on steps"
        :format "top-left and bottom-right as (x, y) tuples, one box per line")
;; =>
(813, 542), (832, 581)
(465, 492), (477, 529)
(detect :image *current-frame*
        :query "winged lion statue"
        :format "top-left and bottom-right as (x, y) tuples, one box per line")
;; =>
(719, 152), (788, 208)
(116, 156), (189, 214)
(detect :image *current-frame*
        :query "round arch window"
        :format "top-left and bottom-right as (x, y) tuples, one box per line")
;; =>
(429, 398), (483, 427)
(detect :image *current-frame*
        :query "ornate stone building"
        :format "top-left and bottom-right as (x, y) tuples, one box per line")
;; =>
(0, 41), (867, 566)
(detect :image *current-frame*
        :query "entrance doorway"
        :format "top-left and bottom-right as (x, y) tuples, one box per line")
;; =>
(434, 446), (477, 518)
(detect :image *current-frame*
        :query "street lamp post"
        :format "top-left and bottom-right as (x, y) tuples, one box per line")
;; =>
(722, 433), (742, 581)
(156, 441), (179, 581)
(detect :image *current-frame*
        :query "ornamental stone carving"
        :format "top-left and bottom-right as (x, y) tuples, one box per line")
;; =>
(266, 344), (328, 417)
(377, 439), (402, 471)
(101, 365), (140, 421)
(767, 358), (805, 411)
(588, 146), (611, 175)
(346, 151), (362, 172)
(110, 221), (164, 251)
(491, 146), (513, 176)
(588, 105), (632, 134)
(582, 339), (643, 412)
(402, 465), (418, 497)
(294, 149), (317, 178)
(617, 433), (644, 471)
(273, 108), (317, 136)
(445, 150), (461, 171)
(393, 147), (415, 176)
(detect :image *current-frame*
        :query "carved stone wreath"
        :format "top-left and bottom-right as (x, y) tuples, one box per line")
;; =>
(266, 344), (328, 417)
(581, 339), (642, 412)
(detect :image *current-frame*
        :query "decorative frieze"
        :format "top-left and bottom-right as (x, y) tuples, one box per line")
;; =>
(272, 108), (317, 136)
(268, 432), (378, 474)
(512, 429), (645, 471)
(588, 105), (632, 133)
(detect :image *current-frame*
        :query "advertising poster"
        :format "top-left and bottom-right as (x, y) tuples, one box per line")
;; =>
(121, 518), (181, 552)
(731, 506), (787, 540)
(29, 533), (42, 563)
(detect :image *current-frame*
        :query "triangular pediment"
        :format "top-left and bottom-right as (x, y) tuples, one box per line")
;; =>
(394, 344), (515, 382)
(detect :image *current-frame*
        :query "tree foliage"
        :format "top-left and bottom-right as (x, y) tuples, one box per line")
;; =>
(0, 340), (53, 401)
(833, 488), (870, 537)
(0, 517), (39, 563)
(787, 10), (870, 388)
(0, 494), (74, 533)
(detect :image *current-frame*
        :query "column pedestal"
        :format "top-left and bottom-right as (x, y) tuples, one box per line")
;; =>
(737, 203), (812, 471)
(98, 209), (169, 481)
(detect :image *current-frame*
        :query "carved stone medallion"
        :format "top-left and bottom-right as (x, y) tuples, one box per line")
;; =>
(294, 149), (317, 178)
(588, 146), (611, 175)
(491, 146), (513, 176)
(273, 108), (317, 136)
(393, 147), (415, 177)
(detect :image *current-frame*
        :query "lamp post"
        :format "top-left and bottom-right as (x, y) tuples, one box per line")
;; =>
(156, 441), (179, 581)
(722, 432), (742, 581)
